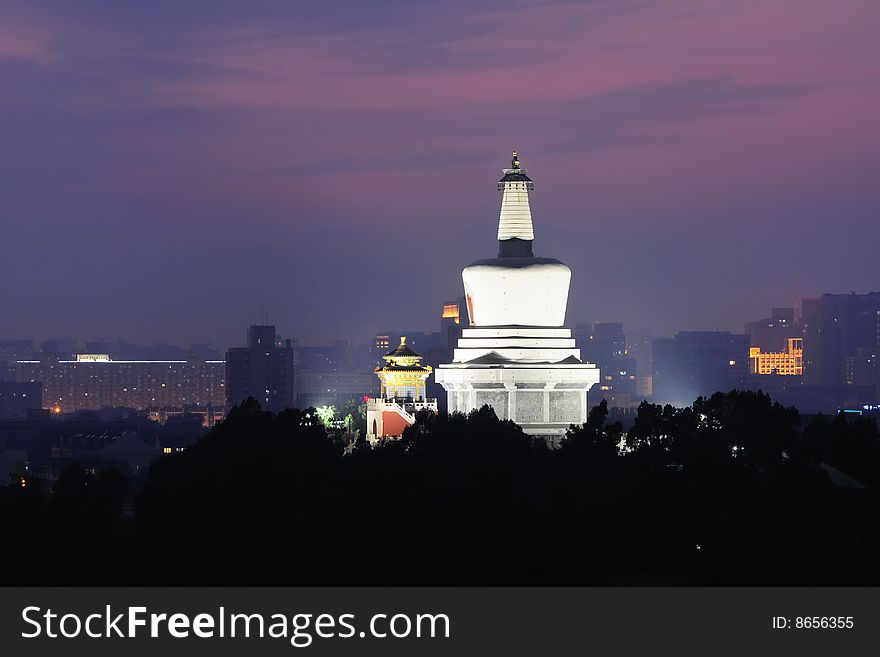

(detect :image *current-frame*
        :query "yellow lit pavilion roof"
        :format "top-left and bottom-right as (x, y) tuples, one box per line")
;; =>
(377, 336), (431, 372)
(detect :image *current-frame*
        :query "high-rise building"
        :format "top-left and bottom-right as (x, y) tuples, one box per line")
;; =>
(575, 322), (638, 407)
(366, 337), (438, 441)
(225, 325), (295, 413)
(745, 307), (798, 353)
(750, 337), (803, 375)
(435, 152), (599, 439)
(652, 331), (749, 406)
(625, 328), (653, 399)
(802, 292), (880, 387)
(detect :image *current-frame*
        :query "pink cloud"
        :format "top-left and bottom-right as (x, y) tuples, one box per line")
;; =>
(4, 0), (880, 232)
(0, 20), (54, 64)
(122, 0), (878, 113)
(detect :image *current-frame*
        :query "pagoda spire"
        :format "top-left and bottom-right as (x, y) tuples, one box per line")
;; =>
(496, 150), (535, 256)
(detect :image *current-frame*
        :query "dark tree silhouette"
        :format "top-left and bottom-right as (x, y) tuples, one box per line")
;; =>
(2, 391), (880, 585)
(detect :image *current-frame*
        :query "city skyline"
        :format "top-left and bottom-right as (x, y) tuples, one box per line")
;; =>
(2, 1), (880, 347)
(6, 0), (880, 630)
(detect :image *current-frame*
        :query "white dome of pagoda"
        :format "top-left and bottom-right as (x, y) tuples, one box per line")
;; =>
(463, 260), (571, 327)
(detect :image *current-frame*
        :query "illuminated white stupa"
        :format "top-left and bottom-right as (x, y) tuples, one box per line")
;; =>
(435, 152), (599, 440)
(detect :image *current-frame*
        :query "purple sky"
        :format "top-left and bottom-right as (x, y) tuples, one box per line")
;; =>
(2, 0), (879, 348)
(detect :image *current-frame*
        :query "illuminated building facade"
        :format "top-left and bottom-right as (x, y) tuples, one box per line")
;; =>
(435, 152), (600, 440)
(366, 337), (438, 441)
(750, 337), (804, 375)
(8, 356), (225, 413)
(441, 296), (466, 353)
(442, 303), (461, 325)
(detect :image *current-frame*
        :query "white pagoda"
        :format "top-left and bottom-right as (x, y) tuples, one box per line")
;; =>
(435, 152), (599, 440)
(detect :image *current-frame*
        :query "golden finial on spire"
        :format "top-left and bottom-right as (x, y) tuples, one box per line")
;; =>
(401, 336), (407, 345)
(511, 150), (520, 168)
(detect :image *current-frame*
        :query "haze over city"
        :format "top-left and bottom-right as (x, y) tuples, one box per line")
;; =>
(2, 0), (879, 347)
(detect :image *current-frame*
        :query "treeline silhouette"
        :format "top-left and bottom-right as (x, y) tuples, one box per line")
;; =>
(2, 390), (880, 585)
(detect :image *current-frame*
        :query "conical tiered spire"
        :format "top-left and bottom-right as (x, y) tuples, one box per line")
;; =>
(497, 150), (535, 248)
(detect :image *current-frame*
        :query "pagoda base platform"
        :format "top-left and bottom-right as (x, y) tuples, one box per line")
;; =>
(435, 326), (600, 442)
